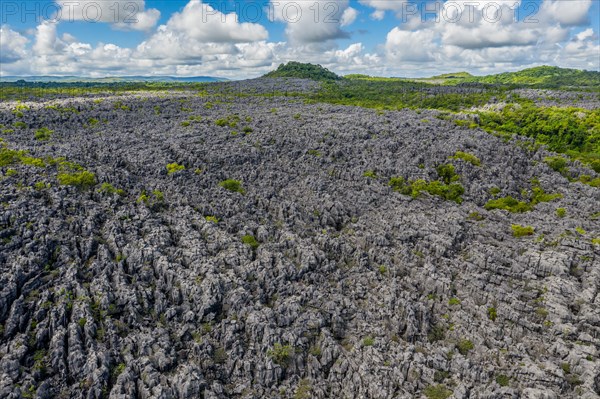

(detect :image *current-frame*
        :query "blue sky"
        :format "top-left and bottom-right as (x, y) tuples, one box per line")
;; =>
(1, 1), (599, 78)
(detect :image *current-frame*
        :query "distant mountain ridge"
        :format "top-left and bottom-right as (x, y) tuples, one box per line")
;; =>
(423, 66), (600, 87)
(0, 76), (228, 83)
(262, 63), (599, 87)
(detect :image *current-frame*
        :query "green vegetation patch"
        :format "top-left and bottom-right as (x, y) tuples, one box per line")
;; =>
(267, 343), (294, 366)
(456, 339), (474, 356)
(424, 384), (453, 399)
(512, 224), (535, 237)
(241, 235), (259, 250)
(34, 128), (53, 141)
(264, 62), (340, 81)
(166, 162), (185, 175)
(57, 170), (96, 189)
(450, 151), (481, 166)
(389, 176), (465, 204)
(219, 179), (245, 194)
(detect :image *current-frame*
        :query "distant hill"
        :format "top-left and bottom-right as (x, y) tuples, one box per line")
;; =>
(264, 62), (340, 81)
(0, 75), (228, 83)
(472, 66), (600, 86)
(430, 72), (474, 79)
(420, 66), (599, 87)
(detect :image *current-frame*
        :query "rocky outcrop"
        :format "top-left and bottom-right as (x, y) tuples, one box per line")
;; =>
(0, 80), (598, 398)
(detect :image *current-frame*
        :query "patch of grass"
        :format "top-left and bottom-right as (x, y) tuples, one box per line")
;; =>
(243, 126), (253, 134)
(591, 238), (600, 245)
(496, 374), (510, 387)
(363, 336), (374, 346)
(219, 179), (245, 194)
(450, 151), (481, 166)
(205, 216), (219, 223)
(308, 149), (321, 157)
(512, 224), (535, 237)
(424, 384), (453, 399)
(14, 121), (27, 129)
(556, 208), (566, 218)
(575, 226), (586, 235)
(57, 171), (96, 189)
(488, 307), (497, 321)
(166, 163), (185, 175)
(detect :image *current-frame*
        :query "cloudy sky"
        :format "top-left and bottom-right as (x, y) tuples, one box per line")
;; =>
(1, 0), (598, 79)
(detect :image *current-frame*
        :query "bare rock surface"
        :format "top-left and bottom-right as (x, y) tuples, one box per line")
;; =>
(0, 80), (599, 398)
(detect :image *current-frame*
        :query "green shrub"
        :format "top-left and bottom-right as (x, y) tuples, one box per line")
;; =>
(219, 179), (245, 194)
(363, 336), (374, 346)
(34, 127), (53, 141)
(99, 183), (125, 196)
(530, 185), (562, 205)
(451, 151), (481, 166)
(485, 196), (531, 213)
(512, 224), (535, 237)
(5, 169), (17, 177)
(544, 156), (568, 173)
(388, 176), (464, 204)
(308, 149), (321, 157)
(556, 208), (566, 218)
(166, 163), (185, 175)
(575, 226), (586, 235)
(57, 171), (96, 189)
(243, 126), (253, 134)
(205, 216), (219, 223)
(496, 374), (510, 387)
(428, 325), (446, 343)
(436, 164), (459, 184)
(14, 121), (27, 129)
(21, 156), (45, 168)
(242, 235), (259, 250)
(363, 170), (377, 178)
(215, 119), (228, 127)
(592, 238), (600, 245)
(267, 343), (294, 366)
(487, 307), (497, 321)
(456, 339), (474, 356)
(424, 384), (453, 399)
